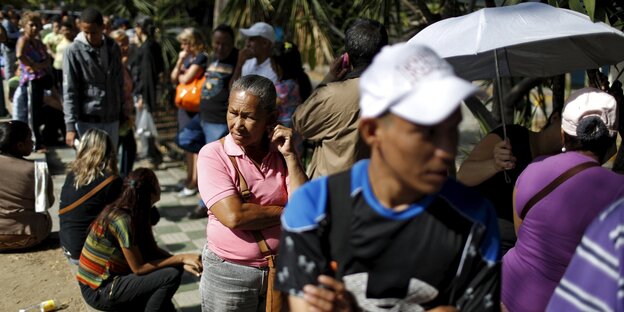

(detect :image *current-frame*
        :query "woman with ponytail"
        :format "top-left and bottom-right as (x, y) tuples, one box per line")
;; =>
(77, 168), (201, 311)
(502, 88), (624, 312)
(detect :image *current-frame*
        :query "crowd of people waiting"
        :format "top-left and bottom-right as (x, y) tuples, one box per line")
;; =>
(1, 4), (624, 312)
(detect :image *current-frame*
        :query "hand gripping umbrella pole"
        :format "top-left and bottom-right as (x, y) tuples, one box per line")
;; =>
(494, 49), (512, 183)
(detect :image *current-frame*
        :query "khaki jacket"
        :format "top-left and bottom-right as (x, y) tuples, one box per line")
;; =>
(293, 78), (370, 178)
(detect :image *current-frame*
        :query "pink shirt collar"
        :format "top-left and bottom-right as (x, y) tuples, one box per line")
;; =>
(223, 133), (279, 158)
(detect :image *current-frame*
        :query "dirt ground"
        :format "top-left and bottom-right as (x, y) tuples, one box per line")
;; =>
(0, 233), (87, 312)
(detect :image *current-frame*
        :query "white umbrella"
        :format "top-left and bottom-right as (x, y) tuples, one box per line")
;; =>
(408, 2), (624, 81)
(409, 2), (624, 182)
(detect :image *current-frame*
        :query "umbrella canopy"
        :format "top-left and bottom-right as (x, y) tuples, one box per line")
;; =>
(408, 2), (624, 81)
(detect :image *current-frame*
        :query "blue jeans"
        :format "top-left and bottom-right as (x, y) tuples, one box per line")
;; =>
(12, 84), (27, 123)
(200, 246), (268, 312)
(198, 121), (227, 209)
(176, 114), (204, 154)
(76, 120), (120, 148)
(201, 121), (228, 144)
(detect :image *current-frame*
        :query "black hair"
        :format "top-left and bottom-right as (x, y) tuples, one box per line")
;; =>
(273, 42), (313, 100)
(213, 24), (235, 41)
(0, 121), (30, 155)
(80, 7), (103, 26)
(2, 5), (14, 15)
(61, 20), (74, 29)
(91, 168), (159, 252)
(345, 18), (388, 69)
(564, 116), (616, 160)
(135, 15), (156, 37)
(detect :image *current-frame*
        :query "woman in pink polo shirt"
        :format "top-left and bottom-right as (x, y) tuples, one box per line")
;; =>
(197, 75), (307, 311)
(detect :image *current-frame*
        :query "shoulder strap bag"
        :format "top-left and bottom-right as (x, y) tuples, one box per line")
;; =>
(520, 161), (598, 220)
(59, 175), (117, 215)
(219, 138), (284, 312)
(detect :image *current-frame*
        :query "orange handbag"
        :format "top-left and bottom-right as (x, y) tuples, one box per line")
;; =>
(174, 75), (206, 112)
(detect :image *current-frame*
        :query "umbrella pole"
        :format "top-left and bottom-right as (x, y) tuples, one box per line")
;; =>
(494, 49), (512, 183)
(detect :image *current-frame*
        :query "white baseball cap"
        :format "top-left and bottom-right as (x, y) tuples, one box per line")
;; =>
(359, 43), (478, 125)
(562, 87), (618, 137)
(239, 22), (275, 43)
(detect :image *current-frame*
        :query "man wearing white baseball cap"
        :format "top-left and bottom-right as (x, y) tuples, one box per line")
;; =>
(231, 22), (278, 84)
(275, 43), (501, 311)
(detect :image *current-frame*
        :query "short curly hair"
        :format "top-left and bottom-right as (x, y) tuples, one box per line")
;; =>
(19, 11), (41, 30)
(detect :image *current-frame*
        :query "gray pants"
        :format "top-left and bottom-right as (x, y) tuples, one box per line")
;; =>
(200, 246), (268, 312)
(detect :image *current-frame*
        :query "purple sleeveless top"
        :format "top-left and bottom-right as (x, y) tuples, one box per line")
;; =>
(502, 151), (624, 312)
(19, 37), (48, 85)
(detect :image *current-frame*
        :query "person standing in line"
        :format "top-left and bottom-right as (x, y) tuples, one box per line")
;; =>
(502, 88), (624, 312)
(63, 7), (124, 148)
(51, 20), (74, 93)
(272, 41), (312, 128)
(197, 75), (307, 311)
(15, 11), (52, 151)
(131, 15), (164, 169)
(292, 18), (387, 179)
(1, 6), (19, 81)
(276, 43), (500, 312)
(231, 22), (278, 84)
(188, 24), (239, 219)
(110, 29), (136, 178)
(170, 27), (208, 197)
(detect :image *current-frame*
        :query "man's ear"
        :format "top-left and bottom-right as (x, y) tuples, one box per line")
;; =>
(359, 118), (381, 146)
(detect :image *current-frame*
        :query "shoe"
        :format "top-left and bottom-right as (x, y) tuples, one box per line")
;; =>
(188, 205), (208, 219)
(177, 187), (198, 197)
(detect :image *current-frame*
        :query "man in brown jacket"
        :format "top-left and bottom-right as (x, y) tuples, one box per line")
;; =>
(292, 18), (387, 178)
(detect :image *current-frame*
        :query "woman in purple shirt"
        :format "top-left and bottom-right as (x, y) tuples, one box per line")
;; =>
(502, 88), (624, 312)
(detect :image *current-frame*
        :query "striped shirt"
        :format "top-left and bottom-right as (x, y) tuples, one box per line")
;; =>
(547, 197), (624, 312)
(77, 212), (133, 289)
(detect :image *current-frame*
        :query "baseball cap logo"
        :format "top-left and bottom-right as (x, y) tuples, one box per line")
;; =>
(399, 49), (452, 83)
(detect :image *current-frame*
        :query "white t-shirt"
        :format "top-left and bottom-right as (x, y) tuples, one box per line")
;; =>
(241, 58), (278, 83)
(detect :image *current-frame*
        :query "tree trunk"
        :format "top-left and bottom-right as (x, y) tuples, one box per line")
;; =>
(213, 0), (229, 28)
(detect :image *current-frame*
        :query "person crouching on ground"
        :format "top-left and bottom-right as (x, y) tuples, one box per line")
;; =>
(77, 168), (202, 311)
(59, 129), (123, 264)
(0, 120), (52, 251)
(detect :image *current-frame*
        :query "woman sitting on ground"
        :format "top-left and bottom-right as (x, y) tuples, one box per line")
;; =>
(78, 168), (202, 311)
(0, 120), (52, 250)
(501, 88), (624, 312)
(59, 129), (123, 264)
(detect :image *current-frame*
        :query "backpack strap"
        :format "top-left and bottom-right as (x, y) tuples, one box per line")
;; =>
(321, 170), (354, 278)
(520, 161), (599, 220)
